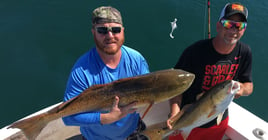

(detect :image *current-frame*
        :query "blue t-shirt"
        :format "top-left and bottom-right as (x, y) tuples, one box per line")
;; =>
(62, 45), (149, 140)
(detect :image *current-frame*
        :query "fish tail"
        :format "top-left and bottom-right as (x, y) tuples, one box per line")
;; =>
(7, 113), (48, 140)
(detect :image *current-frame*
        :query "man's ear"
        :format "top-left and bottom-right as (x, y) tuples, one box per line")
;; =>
(216, 21), (221, 33)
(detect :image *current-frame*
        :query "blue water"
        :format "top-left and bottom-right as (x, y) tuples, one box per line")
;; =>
(0, 0), (267, 128)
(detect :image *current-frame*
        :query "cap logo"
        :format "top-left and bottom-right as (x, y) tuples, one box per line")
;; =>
(232, 4), (244, 12)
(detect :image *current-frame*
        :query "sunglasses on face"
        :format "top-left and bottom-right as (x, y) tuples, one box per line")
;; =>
(95, 26), (122, 34)
(220, 19), (247, 30)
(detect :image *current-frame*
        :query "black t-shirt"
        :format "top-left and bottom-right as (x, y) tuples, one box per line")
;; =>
(174, 38), (252, 128)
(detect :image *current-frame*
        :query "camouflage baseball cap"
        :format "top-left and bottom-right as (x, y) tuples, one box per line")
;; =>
(92, 6), (123, 25)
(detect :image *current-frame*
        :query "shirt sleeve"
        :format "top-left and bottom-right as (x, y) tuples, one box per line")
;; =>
(238, 45), (253, 83)
(62, 66), (101, 126)
(139, 55), (150, 74)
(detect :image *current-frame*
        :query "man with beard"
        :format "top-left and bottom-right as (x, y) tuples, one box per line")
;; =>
(168, 2), (253, 140)
(62, 6), (149, 140)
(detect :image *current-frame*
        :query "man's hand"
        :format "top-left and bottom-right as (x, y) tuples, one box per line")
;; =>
(100, 96), (137, 124)
(167, 113), (176, 129)
(234, 82), (253, 99)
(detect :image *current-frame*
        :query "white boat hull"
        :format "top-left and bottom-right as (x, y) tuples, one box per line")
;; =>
(1, 101), (267, 140)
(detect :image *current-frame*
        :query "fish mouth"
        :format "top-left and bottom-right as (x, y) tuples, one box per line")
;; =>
(231, 80), (240, 94)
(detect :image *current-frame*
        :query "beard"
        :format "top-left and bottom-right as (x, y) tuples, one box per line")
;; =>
(224, 38), (238, 45)
(93, 35), (125, 55)
(223, 33), (240, 45)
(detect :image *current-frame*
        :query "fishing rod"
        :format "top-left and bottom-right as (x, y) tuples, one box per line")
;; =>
(208, 0), (211, 39)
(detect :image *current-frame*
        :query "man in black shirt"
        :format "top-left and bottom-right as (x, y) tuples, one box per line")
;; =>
(168, 2), (253, 140)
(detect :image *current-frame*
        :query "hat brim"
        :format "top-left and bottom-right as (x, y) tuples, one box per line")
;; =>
(224, 11), (247, 22)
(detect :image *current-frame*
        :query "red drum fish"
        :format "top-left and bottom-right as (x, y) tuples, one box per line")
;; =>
(8, 69), (195, 140)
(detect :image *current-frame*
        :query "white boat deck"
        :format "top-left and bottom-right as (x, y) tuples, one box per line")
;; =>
(0, 101), (267, 140)
(226, 102), (268, 140)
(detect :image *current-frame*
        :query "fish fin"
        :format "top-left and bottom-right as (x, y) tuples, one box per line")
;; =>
(88, 84), (103, 90)
(216, 112), (224, 125)
(141, 102), (153, 119)
(49, 86), (99, 114)
(196, 92), (205, 100)
(47, 96), (79, 114)
(7, 113), (48, 140)
(113, 76), (139, 84)
(180, 128), (192, 140)
(207, 109), (216, 118)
